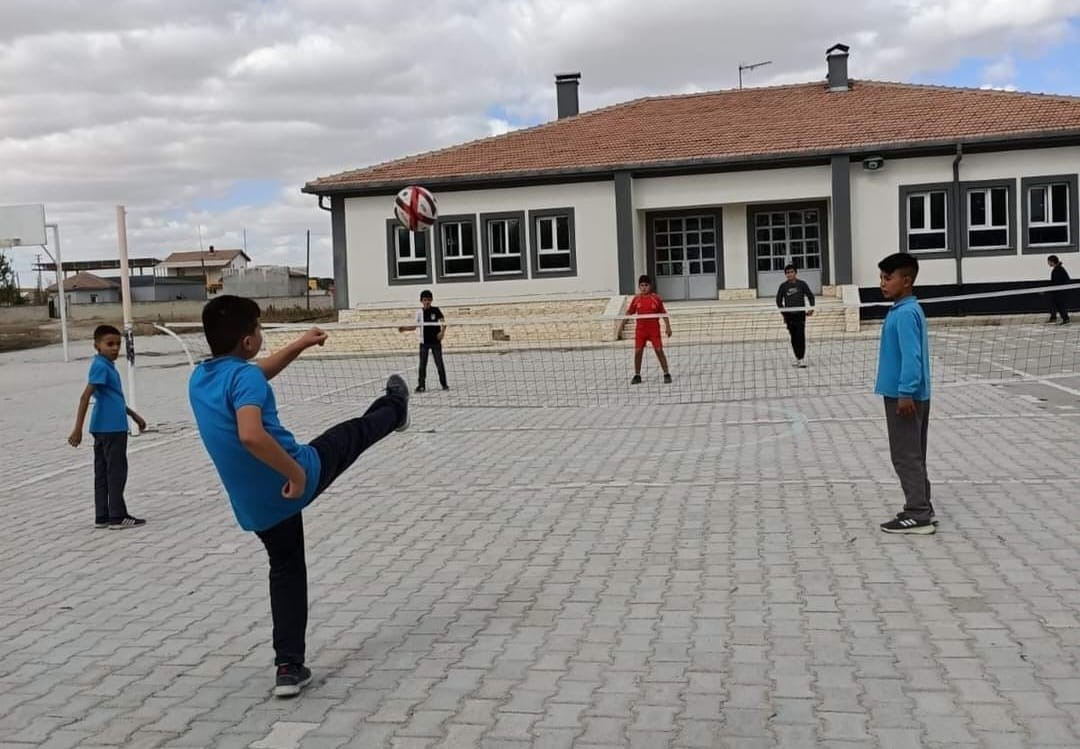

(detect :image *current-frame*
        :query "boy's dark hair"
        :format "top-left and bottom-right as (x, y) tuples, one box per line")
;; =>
(420, 289), (433, 300)
(784, 264), (796, 273)
(638, 274), (652, 286)
(1049, 255), (1060, 265)
(878, 252), (919, 280)
(93, 324), (121, 341)
(202, 295), (261, 357)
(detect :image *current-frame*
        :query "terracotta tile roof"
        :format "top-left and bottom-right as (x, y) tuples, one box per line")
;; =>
(305, 81), (1080, 193)
(46, 272), (118, 292)
(162, 249), (250, 265)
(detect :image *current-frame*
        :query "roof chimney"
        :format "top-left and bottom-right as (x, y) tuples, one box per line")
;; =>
(555, 73), (580, 119)
(826, 43), (850, 92)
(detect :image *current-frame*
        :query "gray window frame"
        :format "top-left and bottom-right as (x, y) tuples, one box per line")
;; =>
(385, 219), (432, 286)
(528, 207), (577, 278)
(898, 183), (957, 259)
(960, 179), (1016, 257)
(645, 208), (725, 290)
(1021, 174), (1079, 255)
(479, 211), (528, 281)
(433, 214), (480, 283)
(745, 201), (828, 289)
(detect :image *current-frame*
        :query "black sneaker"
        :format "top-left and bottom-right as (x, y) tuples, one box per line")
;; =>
(95, 518), (109, 529)
(880, 516), (936, 534)
(109, 515), (146, 529)
(441, 384), (450, 391)
(1061, 319), (1071, 325)
(415, 384), (426, 393)
(273, 663), (312, 698)
(896, 510), (938, 525)
(630, 374), (642, 385)
(1047, 317), (1059, 324)
(386, 375), (410, 432)
(663, 373), (672, 384)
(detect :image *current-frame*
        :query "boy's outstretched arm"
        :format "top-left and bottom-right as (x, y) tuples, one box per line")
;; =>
(257, 327), (327, 381)
(236, 405), (307, 499)
(68, 384), (94, 447)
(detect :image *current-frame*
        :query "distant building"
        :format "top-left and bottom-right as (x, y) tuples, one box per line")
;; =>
(161, 246), (250, 293)
(222, 266), (309, 298)
(128, 276), (206, 302)
(46, 272), (120, 305)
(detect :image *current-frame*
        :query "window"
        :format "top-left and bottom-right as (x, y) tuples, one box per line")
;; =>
(480, 211), (527, 280)
(960, 180), (1015, 254)
(385, 219), (432, 285)
(528, 208), (577, 277)
(1022, 175), (1079, 253)
(753, 209), (820, 272)
(434, 215), (479, 282)
(907, 191), (948, 251)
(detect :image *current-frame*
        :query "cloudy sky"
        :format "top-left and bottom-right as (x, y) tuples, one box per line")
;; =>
(1, 0), (1079, 283)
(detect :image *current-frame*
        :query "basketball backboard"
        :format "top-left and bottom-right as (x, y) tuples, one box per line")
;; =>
(0, 204), (47, 247)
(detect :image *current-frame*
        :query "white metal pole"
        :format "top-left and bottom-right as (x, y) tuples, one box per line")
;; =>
(45, 223), (70, 362)
(116, 205), (139, 434)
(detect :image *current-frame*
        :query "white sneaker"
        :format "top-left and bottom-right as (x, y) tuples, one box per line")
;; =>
(797, 360), (807, 368)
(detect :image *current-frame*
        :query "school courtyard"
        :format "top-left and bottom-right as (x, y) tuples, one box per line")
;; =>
(4, 334), (1080, 749)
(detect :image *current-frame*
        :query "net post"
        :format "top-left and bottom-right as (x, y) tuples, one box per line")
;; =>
(44, 223), (70, 362)
(116, 206), (139, 434)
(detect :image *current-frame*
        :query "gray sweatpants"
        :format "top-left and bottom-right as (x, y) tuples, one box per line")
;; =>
(883, 398), (933, 522)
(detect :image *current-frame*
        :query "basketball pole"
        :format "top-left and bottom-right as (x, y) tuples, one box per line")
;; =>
(116, 205), (139, 435)
(43, 223), (70, 363)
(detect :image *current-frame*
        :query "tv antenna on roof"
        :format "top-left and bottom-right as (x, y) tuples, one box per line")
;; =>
(738, 60), (772, 89)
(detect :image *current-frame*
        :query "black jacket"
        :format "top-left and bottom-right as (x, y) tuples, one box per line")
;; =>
(776, 279), (815, 312)
(1051, 264), (1071, 285)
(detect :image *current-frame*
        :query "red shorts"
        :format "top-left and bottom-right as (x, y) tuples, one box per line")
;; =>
(635, 327), (663, 350)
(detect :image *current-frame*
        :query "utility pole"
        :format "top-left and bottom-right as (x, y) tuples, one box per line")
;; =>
(738, 59), (773, 89)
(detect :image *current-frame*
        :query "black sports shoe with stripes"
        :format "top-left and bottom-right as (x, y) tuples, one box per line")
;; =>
(880, 515), (935, 534)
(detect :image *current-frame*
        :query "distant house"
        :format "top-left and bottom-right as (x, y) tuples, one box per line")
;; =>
(161, 246), (250, 293)
(222, 266), (310, 298)
(46, 272), (120, 306)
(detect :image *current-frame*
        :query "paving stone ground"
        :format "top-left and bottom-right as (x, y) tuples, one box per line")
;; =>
(3, 335), (1080, 748)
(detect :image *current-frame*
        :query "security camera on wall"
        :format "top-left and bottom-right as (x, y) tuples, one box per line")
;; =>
(862, 156), (885, 171)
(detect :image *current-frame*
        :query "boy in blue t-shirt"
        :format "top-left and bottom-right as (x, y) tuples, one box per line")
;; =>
(874, 253), (935, 535)
(189, 295), (409, 698)
(68, 324), (147, 529)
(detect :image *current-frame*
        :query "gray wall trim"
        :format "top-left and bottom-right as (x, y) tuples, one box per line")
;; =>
(644, 208), (725, 291)
(385, 219), (433, 286)
(830, 156), (853, 284)
(331, 197), (349, 309)
(1020, 174), (1080, 255)
(479, 211), (528, 281)
(958, 179), (1017, 257)
(745, 201), (829, 291)
(433, 213), (481, 283)
(303, 130), (1080, 197)
(614, 172), (636, 294)
(527, 207), (578, 279)
(897, 182), (958, 261)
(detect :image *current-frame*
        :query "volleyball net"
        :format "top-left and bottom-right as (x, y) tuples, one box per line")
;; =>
(161, 284), (1080, 409)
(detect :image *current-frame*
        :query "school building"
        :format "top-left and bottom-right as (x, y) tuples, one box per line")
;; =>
(303, 44), (1080, 312)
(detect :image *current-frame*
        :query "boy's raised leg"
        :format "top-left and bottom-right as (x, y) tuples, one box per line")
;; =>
(308, 375), (409, 498)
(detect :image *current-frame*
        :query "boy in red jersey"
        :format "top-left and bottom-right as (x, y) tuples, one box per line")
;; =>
(617, 275), (673, 384)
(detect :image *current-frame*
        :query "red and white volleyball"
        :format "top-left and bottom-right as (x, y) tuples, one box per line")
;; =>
(393, 185), (438, 232)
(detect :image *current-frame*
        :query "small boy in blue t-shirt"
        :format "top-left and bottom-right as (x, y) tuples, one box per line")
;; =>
(189, 295), (409, 698)
(68, 324), (147, 529)
(874, 253), (934, 535)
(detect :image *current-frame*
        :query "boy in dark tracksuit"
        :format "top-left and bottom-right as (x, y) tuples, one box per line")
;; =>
(399, 290), (448, 392)
(875, 253), (935, 535)
(776, 265), (815, 367)
(1047, 255), (1071, 325)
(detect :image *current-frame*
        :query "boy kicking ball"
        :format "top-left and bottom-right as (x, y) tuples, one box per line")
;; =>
(189, 295), (409, 697)
(875, 253), (936, 535)
(617, 274), (673, 384)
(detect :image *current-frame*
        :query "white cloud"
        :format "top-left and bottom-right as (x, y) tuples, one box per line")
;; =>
(0, 0), (1078, 280)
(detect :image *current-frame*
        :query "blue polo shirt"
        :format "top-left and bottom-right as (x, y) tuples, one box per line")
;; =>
(189, 356), (321, 532)
(87, 354), (129, 433)
(875, 295), (931, 401)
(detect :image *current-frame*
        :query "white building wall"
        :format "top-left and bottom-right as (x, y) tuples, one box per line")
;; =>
(850, 146), (1080, 288)
(345, 181), (619, 306)
(634, 167), (833, 292)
